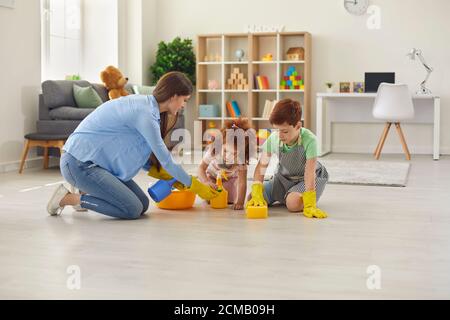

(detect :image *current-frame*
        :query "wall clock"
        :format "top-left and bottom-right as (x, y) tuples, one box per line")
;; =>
(344, 0), (370, 15)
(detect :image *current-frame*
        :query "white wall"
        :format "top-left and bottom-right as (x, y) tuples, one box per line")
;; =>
(0, 0), (41, 169)
(82, 0), (118, 83)
(141, 0), (157, 85)
(152, 0), (450, 155)
(1, 0), (448, 171)
(118, 0), (157, 85)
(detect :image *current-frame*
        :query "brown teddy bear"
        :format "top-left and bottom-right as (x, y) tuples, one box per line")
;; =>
(100, 66), (130, 100)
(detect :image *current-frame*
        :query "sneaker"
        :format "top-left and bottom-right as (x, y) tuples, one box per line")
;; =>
(69, 186), (88, 212)
(47, 184), (70, 216)
(73, 204), (88, 212)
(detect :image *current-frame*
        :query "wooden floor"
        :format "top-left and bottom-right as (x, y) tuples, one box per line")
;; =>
(0, 154), (449, 300)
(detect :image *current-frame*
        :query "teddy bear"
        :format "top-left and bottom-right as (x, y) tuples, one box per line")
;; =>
(100, 65), (130, 100)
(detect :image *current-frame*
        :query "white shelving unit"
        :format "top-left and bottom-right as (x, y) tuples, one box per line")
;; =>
(196, 32), (312, 144)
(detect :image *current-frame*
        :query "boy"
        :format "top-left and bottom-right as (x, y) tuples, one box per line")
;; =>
(246, 99), (329, 219)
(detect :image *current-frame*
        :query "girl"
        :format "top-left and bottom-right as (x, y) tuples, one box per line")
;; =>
(198, 118), (253, 210)
(246, 99), (329, 219)
(47, 72), (218, 219)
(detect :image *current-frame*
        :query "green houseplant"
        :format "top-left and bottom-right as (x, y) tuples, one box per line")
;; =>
(150, 37), (196, 85)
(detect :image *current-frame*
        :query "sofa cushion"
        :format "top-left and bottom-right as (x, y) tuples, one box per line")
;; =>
(73, 84), (103, 108)
(49, 106), (95, 121)
(42, 80), (91, 109)
(132, 85), (155, 95)
(91, 83), (110, 102)
(91, 83), (135, 100)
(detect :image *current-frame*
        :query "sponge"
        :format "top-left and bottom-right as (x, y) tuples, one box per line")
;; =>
(246, 206), (268, 219)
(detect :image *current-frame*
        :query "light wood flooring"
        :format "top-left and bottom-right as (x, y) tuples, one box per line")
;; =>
(0, 154), (449, 299)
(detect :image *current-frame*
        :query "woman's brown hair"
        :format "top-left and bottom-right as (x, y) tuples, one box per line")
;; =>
(269, 99), (302, 127)
(150, 71), (193, 170)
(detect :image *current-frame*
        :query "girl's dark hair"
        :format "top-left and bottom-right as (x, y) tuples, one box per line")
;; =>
(211, 117), (254, 165)
(150, 72), (193, 170)
(269, 99), (302, 127)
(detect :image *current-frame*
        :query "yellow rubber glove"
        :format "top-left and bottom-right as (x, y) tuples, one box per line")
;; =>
(147, 165), (186, 190)
(245, 183), (267, 208)
(188, 176), (219, 200)
(302, 191), (328, 219)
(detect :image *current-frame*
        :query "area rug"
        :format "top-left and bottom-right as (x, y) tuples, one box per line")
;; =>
(318, 159), (411, 187)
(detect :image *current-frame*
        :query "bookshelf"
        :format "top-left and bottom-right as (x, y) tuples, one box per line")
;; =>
(196, 32), (312, 145)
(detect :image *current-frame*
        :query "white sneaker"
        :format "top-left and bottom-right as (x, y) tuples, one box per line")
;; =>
(69, 186), (88, 212)
(47, 184), (70, 216)
(73, 204), (88, 212)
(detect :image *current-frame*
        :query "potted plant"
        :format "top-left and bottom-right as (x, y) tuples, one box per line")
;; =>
(325, 82), (334, 93)
(150, 37), (196, 85)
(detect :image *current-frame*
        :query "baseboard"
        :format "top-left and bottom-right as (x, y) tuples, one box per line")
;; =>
(0, 157), (60, 174)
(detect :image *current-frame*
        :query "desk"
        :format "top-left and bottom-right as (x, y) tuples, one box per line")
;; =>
(316, 93), (441, 160)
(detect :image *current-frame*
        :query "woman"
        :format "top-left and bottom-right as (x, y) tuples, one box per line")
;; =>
(47, 72), (218, 219)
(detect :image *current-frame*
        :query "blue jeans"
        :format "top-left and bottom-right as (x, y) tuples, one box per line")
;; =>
(60, 152), (149, 220)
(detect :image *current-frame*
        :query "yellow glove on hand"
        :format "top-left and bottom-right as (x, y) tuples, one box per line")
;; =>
(302, 191), (328, 219)
(147, 165), (186, 190)
(188, 176), (219, 200)
(245, 183), (267, 208)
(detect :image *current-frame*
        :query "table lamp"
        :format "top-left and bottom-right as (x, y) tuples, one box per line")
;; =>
(406, 48), (433, 95)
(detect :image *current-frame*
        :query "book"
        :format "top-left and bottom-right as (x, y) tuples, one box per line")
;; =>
(257, 76), (264, 90)
(262, 100), (278, 118)
(226, 101), (236, 117)
(262, 100), (271, 118)
(231, 101), (241, 117)
(261, 76), (270, 90)
(254, 74), (259, 90)
(255, 75), (270, 90)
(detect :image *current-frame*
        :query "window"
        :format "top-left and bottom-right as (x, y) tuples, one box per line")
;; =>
(41, 0), (82, 81)
(41, 0), (119, 82)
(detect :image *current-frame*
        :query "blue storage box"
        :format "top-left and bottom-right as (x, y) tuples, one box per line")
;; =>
(199, 104), (220, 117)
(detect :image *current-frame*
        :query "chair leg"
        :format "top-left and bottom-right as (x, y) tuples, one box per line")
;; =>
(375, 123), (392, 160)
(19, 140), (31, 174)
(395, 123), (411, 161)
(374, 123), (389, 156)
(43, 147), (49, 169)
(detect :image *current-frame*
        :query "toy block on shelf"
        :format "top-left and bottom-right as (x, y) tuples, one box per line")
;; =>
(280, 66), (303, 91)
(227, 67), (248, 91)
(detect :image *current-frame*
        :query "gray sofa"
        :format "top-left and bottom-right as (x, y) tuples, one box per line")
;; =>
(37, 80), (134, 135)
(36, 80), (185, 155)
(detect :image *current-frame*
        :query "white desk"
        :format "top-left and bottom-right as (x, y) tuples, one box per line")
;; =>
(316, 93), (441, 160)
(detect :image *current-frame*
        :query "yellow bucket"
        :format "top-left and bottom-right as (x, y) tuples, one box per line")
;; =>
(156, 190), (196, 210)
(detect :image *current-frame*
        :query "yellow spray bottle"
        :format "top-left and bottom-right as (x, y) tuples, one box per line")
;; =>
(210, 170), (228, 209)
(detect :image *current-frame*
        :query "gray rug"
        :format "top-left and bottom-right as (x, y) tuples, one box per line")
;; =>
(319, 159), (411, 187)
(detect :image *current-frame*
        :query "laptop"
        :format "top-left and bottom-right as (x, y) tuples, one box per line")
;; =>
(365, 73), (396, 93)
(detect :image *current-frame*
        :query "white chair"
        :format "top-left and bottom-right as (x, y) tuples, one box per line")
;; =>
(372, 83), (415, 160)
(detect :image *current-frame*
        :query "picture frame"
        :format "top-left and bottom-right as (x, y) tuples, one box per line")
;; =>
(0, 0), (15, 9)
(339, 82), (351, 93)
(353, 81), (365, 93)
